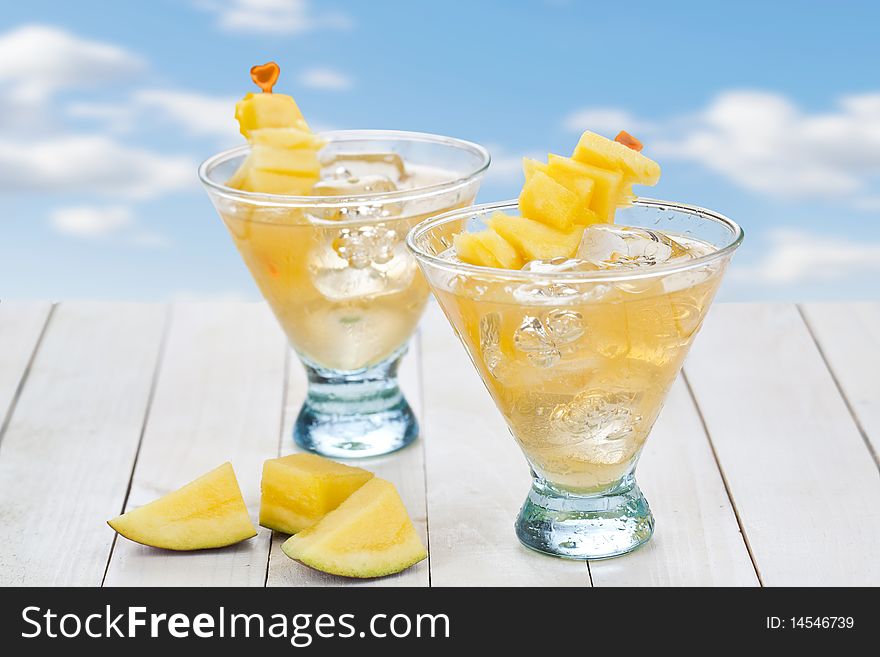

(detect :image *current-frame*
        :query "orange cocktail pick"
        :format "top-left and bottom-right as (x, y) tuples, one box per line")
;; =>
(614, 130), (643, 152)
(250, 61), (280, 93)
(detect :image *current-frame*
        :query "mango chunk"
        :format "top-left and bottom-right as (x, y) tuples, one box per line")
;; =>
(234, 92), (309, 138)
(548, 154), (623, 223)
(572, 130), (660, 186)
(488, 212), (583, 261)
(260, 453), (373, 535)
(250, 127), (325, 149)
(107, 462), (256, 551)
(454, 229), (522, 269)
(519, 169), (594, 231)
(453, 232), (501, 268)
(522, 157), (598, 226)
(282, 478), (427, 578)
(250, 143), (321, 176)
(475, 229), (523, 269)
(239, 168), (316, 195)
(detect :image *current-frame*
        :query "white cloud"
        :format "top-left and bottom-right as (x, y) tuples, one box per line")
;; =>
(733, 228), (880, 284)
(50, 205), (169, 247)
(483, 146), (543, 187)
(0, 136), (194, 199)
(0, 24), (146, 134)
(50, 205), (133, 238)
(298, 67), (352, 91)
(133, 90), (238, 137)
(563, 108), (654, 136)
(563, 90), (880, 205)
(67, 89), (239, 140)
(0, 24), (145, 102)
(195, 0), (352, 35)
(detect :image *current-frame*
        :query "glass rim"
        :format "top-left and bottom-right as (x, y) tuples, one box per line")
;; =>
(405, 198), (745, 283)
(197, 129), (491, 208)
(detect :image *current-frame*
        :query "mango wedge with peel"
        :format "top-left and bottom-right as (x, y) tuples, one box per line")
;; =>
(453, 230), (522, 269)
(107, 462), (257, 551)
(572, 130), (661, 186)
(235, 92), (309, 138)
(282, 478), (427, 578)
(488, 212), (583, 261)
(548, 154), (622, 224)
(519, 169), (594, 231)
(260, 453), (374, 535)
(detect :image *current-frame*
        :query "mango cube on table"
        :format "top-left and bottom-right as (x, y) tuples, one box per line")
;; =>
(260, 453), (374, 535)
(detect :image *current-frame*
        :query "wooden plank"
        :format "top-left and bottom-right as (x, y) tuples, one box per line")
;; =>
(589, 377), (759, 586)
(266, 337), (429, 587)
(0, 303), (166, 586)
(800, 303), (880, 461)
(420, 303), (587, 587)
(0, 302), (53, 436)
(684, 303), (880, 586)
(104, 303), (287, 587)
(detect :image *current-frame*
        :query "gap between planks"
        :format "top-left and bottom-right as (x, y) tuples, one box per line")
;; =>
(0, 302), (56, 450)
(683, 303), (880, 586)
(101, 304), (173, 586)
(797, 304), (879, 470)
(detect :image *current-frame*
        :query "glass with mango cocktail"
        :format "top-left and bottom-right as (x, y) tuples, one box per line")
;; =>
(200, 63), (489, 457)
(407, 130), (742, 558)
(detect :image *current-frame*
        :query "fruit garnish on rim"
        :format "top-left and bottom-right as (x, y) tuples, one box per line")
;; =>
(250, 61), (280, 93)
(614, 130), (643, 152)
(452, 130), (663, 267)
(227, 61), (325, 195)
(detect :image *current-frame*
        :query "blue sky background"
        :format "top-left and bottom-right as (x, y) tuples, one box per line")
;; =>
(2, 0), (879, 302)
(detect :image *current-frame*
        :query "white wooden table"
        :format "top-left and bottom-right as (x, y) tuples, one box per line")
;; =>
(0, 301), (878, 587)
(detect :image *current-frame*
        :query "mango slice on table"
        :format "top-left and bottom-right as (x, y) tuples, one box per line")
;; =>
(282, 478), (427, 579)
(107, 462), (257, 551)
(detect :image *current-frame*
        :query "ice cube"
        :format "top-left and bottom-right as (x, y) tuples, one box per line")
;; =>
(576, 225), (690, 269)
(521, 257), (597, 273)
(334, 225), (399, 268)
(320, 152), (409, 182)
(513, 309), (585, 367)
(549, 390), (641, 442)
(309, 227), (415, 301)
(479, 312), (504, 378)
(512, 281), (581, 304)
(313, 174), (398, 197)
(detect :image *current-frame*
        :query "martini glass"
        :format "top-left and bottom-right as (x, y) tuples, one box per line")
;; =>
(200, 131), (489, 458)
(407, 199), (742, 558)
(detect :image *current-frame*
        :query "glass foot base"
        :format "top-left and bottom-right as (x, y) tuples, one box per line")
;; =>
(293, 348), (418, 459)
(515, 477), (654, 560)
(294, 398), (418, 458)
